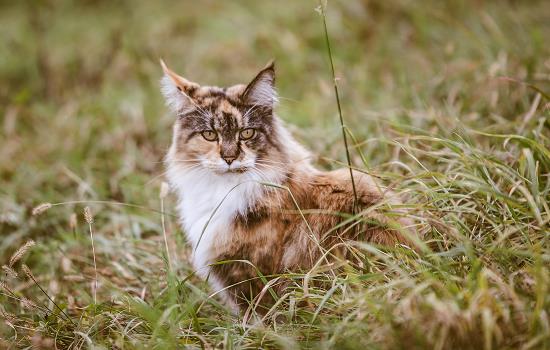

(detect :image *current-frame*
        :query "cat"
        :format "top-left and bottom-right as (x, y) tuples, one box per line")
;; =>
(161, 60), (415, 312)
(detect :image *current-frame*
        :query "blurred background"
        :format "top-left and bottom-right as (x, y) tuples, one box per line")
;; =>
(0, 0), (549, 275)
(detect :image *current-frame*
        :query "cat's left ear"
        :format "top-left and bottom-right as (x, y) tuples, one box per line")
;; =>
(160, 59), (200, 113)
(242, 60), (277, 107)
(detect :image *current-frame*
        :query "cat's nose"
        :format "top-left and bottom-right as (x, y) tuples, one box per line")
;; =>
(222, 156), (237, 165)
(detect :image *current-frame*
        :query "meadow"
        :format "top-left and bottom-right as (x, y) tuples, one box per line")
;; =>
(0, 0), (549, 349)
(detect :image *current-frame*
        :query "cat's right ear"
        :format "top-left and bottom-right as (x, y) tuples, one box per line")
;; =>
(160, 59), (199, 113)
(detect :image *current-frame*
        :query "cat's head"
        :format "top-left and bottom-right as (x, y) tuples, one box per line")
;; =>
(161, 60), (288, 176)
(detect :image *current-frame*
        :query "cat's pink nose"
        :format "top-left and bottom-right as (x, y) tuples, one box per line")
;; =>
(222, 156), (237, 165)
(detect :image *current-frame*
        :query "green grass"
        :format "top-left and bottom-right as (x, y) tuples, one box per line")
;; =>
(1, 0), (549, 349)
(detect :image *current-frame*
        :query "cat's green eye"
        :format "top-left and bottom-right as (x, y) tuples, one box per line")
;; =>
(201, 130), (218, 141)
(239, 128), (256, 140)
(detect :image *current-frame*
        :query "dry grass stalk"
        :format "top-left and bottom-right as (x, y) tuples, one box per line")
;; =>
(84, 206), (98, 305)
(63, 275), (85, 282)
(160, 181), (170, 199)
(9, 240), (35, 267)
(0, 281), (15, 296)
(0, 310), (17, 323)
(21, 264), (75, 325)
(69, 213), (77, 231)
(160, 182), (173, 271)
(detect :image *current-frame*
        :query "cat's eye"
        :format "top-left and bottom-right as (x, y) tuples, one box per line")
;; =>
(201, 130), (218, 141)
(239, 128), (256, 140)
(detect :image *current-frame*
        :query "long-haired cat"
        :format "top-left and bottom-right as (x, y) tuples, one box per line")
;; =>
(161, 60), (415, 312)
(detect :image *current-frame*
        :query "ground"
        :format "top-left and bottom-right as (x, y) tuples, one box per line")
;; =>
(0, 0), (549, 349)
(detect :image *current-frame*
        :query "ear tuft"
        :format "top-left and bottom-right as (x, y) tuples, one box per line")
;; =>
(159, 59), (199, 114)
(161, 74), (185, 113)
(242, 60), (277, 107)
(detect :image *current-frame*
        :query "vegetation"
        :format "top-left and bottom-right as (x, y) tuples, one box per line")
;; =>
(1, 0), (549, 348)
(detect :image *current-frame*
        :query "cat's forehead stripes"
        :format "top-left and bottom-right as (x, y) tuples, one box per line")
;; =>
(219, 99), (242, 118)
(184, 86), (247, 124)
(186, 84), (247, 108)
(191, 86), (225, 98)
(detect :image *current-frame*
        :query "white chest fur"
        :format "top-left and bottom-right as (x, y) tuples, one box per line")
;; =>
(166, 165), (281, 278)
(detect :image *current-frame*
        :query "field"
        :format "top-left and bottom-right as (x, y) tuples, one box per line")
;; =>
(1, 0), (549, 349)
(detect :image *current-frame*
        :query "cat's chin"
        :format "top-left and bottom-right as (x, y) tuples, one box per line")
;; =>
(204, 160), (256, 175)
(209, 166), (250, 175)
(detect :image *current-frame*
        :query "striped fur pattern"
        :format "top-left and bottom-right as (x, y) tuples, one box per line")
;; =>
(161, 60), (415, 312)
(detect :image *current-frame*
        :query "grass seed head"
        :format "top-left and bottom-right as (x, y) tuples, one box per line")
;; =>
(20, 297), (38, 310)
(0, 281), (15, 296)
(2, 265), (18, 279)
(21, 264), (35, 281)
(9, 240), (35, 267)
(84, 206), (94, 224)
(32, 203), (52, 216)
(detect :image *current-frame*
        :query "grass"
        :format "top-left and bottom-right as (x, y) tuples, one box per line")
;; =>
(1, 0), (549, 349)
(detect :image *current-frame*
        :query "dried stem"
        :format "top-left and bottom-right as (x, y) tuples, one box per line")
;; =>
(22, 264), (75, 325)
(160, 182), (173, 272)
(84, 207), (98, 306)
(318, 0), (358, 213)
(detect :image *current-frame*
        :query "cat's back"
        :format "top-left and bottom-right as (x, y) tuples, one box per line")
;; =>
(293, 168), (386, 211)
(308, 168), (415, 245)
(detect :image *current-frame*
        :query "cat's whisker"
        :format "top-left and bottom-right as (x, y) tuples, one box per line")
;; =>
(249, 168), (286, 210)
(247, 169), (281, 210)
(255, 164), (297, 180)
(255, 163), (315, 185)
(256, 162), (309, 176)
(146, 171), (172, 186)
(255, 158), (318, 175)
(175, 88), (213, 121)
(255, 163), (308, 176)
(147, 164), (205, 186)
(255, 158), (292, 165)
(255, 161), (302, 174)
(256, 157), (313, 167)
(171, 159), (203, 163)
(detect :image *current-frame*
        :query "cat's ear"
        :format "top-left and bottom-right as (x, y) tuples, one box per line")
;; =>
(160, 59), (199, 113)
(242, 60), (277, 107)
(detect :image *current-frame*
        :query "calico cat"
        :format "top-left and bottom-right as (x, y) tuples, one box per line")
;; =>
(161, 60), (415, 312)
